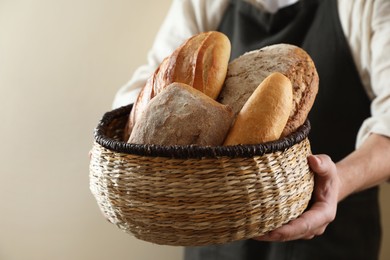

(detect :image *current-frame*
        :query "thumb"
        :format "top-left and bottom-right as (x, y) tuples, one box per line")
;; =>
(308, 154), (334, 177)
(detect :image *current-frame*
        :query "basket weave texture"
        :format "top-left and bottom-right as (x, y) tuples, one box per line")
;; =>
(89, 105), (314, 246)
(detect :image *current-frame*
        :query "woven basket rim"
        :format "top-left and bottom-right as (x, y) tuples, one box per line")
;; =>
(93, 104), (311, 159)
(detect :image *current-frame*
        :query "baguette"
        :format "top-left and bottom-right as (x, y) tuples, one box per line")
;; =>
(223, 72), (293, 145)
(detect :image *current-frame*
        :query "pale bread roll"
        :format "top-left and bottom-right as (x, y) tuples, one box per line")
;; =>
(218, 44), (318, 137)
(128, 82), (234, 146)
(223, 72), (293, 146)
(125, 31), (231, 141)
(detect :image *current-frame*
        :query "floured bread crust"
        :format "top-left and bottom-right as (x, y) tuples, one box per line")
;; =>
(128, 83), (234, 146)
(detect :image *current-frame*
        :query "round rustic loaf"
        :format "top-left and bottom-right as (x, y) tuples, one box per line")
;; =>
(218, 44), (319, 137)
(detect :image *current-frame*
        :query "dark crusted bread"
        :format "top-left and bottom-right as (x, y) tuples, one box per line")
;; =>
(218, 44), (319, 137)
(128, 82), (234, 146)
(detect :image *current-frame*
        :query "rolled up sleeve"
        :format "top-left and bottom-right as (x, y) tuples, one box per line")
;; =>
(356, 0), (390, 148)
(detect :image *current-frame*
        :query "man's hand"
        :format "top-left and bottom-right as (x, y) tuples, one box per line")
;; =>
(254, 154), (340, 241)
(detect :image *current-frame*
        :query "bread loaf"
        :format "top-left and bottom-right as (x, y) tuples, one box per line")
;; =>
(223, 72), (293, 145)
(218, 44), (318, 137)
(128, 82), (234, 146)
(125, 31), (231, 141)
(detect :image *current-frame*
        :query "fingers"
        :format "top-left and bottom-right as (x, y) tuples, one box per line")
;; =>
(255, 200), (335, 241)
(254, 154), (340, 242)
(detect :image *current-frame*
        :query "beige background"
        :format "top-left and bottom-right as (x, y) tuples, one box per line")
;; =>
(0, 0), (389, 259)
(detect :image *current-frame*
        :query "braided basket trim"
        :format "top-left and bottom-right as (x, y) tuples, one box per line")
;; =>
(93, 104), (311, 158)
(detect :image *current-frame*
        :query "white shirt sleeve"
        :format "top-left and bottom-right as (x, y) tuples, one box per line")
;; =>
(339, 0), (390, 148)
(112, 0), (229, 108)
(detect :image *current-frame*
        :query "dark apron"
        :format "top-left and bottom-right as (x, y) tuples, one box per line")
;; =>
(184, 0), (382, 259)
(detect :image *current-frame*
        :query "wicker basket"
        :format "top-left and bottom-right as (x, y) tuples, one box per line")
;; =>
(89, 104), (314, 246)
